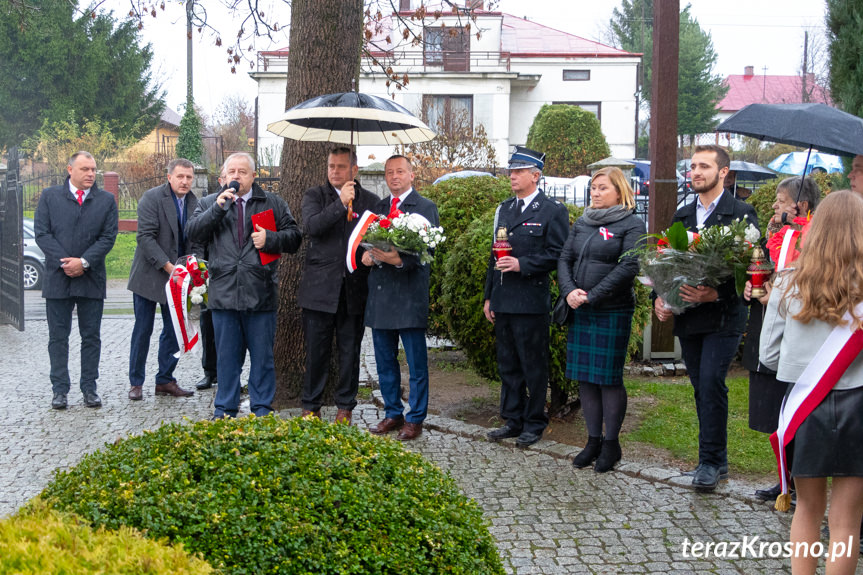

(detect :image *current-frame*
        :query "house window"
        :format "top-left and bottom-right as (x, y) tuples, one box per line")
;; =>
(562, 69), (590, 81)
(424, 28), (444, 65)
(553, 101), (601, 122)
(423, 95), (473, 134)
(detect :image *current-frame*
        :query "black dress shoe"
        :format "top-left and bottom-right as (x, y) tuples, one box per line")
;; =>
(83, 390), (102, 408)
(51, 393), (67, 410)
(486, 425), (521, 442)
(683, 463), (728, 480)
(196, 375), (216, 390)
(755, 483), (782, 501)
(515, 431), (542, 448)
(692, 463), (723, 492)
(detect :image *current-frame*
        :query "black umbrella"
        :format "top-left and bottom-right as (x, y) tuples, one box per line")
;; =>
(728, 160), (777, 181)
(716, 103), (863, 158)
(267, 91), (436, 145)
(267, 90), (435, 220)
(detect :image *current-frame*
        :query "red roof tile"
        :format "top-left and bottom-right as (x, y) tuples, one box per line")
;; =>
(719, 74), (831, 112)
(500, 14), (636, 57)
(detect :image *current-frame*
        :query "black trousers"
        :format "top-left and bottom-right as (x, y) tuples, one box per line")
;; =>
(46, 297), (104, 394)
(678, 331), (742, 468)
(495, 312), (550, 435)
(199, 307), (217, 378)
(301, 294), (365, 411)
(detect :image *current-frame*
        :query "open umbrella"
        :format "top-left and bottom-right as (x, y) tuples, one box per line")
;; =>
(267, 91), (436, 146)
(716, 103), (863, 158)
(728, 160), (777, 181)
(267, 91), (436, 220)
(767, 151), (844, 175)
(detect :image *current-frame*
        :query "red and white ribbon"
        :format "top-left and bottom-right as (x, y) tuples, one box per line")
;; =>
(776, 228), (800, 271)
(346, 210), (380, 273)
(166, 264), (200, 357)
(770, 304), (863, 498)
(599, 227), (614, 240)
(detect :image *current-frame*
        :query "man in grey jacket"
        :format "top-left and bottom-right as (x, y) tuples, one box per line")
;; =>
(187, 153), (302, 418)
(126, 158), (198, 401)
(35, 151), (118, 410)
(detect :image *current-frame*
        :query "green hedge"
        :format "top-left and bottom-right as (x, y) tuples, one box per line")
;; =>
(526, 104), (610, 177)
(422, 175), (513, 337)
(3, 501), (212, 574)
(39, 416), (504, 575)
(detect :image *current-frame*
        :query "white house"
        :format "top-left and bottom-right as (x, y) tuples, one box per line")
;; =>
(251, 2), (640, 169)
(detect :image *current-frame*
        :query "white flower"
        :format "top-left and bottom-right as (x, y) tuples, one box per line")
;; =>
(191, 294), (203, 305)
(429, 241), (437, 248)
(744, 225), (760, 244)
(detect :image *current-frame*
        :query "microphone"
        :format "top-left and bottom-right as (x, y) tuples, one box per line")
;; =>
(223, 180), (240, 208)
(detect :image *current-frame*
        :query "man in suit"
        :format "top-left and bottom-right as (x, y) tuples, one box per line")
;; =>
(35, 151), (118, 409)
(483, 146), (569, 448)
(363, 155), (439, 441)
(654, 144), (759, 491)
(298, 147), (380, 424)
(187, 152), (302, 419)
(126, 158), (198, 401)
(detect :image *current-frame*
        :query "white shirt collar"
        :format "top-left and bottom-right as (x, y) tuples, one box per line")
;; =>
(391, 188), (413, 206)
(696, 190), (723, 226)
(68, 180), (91, 201)
(517, 189), (541, 212)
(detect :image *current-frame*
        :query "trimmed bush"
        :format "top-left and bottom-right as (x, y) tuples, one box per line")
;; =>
(526, 104), (610, 177)
(422, 175), (513, 337)
(39, 416), (504, 575)
(2, 501), (212, 574)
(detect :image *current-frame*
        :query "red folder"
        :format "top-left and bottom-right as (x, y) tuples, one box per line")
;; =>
(250, 209), (280, 265)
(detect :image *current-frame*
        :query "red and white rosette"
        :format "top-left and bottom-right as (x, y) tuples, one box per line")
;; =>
(769, 303), (863, 511)
(345, 210), (380, 273)
(166, 263), (200, 358)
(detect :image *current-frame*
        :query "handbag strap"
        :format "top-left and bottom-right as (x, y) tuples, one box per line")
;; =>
(570, 227), (594, 289)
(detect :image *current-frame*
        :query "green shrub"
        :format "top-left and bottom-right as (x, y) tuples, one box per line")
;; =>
(39, 416), (504, 575)
(422, 175), (513, 337)
(3, 501), (212, 574)
(526, 104), (610, 177)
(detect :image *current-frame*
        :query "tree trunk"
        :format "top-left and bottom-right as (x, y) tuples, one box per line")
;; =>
(273, 0), (364, 407)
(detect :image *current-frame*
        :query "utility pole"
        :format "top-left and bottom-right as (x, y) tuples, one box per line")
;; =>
(186, 0), (194, 101)
(801, 30), (809, 103)
(647, 0), (679, 358)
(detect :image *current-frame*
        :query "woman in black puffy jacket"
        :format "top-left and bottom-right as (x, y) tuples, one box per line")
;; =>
(557, 167), (645, 472)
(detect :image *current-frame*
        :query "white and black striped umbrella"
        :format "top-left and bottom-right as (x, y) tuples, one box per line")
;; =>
(267, 91), (436, 146)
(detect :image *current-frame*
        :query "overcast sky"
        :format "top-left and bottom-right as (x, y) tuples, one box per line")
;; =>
(110, 0), (829, 118)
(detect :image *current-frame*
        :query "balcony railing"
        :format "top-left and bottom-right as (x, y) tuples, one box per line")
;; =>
(258, 50), (511, 74)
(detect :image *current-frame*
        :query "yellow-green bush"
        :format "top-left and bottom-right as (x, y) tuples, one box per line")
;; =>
(1, 501), (212, 574)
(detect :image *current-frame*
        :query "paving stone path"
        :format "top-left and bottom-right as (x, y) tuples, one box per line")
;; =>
(1, 284), (859, 574)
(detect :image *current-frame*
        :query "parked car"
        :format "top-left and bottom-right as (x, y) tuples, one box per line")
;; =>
(22, 218), (45, 290)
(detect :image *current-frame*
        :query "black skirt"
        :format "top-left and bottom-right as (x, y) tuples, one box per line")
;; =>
(748, 371), (785, 434)
(791, 384), (863, 478)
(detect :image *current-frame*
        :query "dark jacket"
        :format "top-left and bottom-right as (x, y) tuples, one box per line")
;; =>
(483, 191), (569, 314)
(364, 190), (439, 330)
(297, 180), (380, 314)
(186, 182), (302, 312)
(34, 179), (118, 300)
(557, 211), (645, 310)
(127, 183), (199, 304)
(671, 191), (759, 336)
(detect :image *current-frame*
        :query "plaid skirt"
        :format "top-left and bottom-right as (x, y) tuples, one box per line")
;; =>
(566, 306), (633, 386)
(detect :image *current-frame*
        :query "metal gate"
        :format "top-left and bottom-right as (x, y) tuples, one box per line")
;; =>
(0, 147), (24, 331)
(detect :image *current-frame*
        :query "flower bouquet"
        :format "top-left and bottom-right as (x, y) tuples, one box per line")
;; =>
(165, 255), (209, 357)
(360, 209), (446, 265)
(635, 219), (760, 314)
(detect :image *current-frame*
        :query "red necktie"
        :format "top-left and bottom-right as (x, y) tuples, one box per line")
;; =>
(76, 190), (84, 206)
(389, 196), (399, 217)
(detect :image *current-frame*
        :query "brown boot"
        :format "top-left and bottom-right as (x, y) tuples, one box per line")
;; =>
(396, 422), (423, 441)
(128, 386), (143, 401)
(334, 409), (352, 424)
(301, 409), (321, 419)
(369, 416), (405, 435)
(154, 381), (194, 397)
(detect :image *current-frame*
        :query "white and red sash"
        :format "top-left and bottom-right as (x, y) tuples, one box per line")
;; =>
(770, 303), (863, 510)
(346, 210), (380, 273)
(775, 228), (800, 271)
(166, 264), (200, 357)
